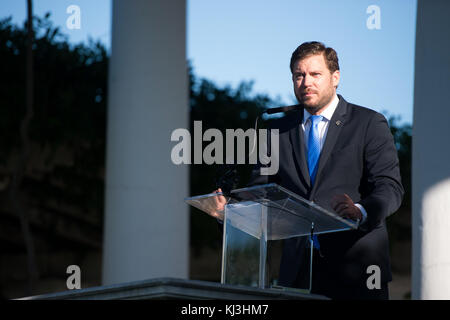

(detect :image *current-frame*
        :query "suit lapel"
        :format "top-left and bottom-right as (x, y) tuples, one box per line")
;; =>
(311, 95), (349, 195)
(289, 109), (311, 187)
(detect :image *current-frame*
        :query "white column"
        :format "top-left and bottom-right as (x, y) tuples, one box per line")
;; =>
(412, 0), (450, 299)
(102, 0), (188, 285)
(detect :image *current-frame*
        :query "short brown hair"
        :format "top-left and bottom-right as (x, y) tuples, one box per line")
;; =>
(290, 41), (339, 74)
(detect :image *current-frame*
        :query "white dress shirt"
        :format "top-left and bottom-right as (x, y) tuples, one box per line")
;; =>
(302, 94), (367, 223)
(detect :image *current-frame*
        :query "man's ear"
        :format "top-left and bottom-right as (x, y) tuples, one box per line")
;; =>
(332, 70), (340, 88)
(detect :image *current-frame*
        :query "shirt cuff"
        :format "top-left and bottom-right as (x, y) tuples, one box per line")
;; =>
(354, 203), (368, 224)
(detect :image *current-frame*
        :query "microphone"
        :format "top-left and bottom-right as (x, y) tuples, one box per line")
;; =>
(264, 104), (302, 115)
(215, 103), (302, 195)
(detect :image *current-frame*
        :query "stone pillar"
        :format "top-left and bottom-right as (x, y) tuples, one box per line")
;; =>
(412, 0), (450, 299)
(102, 0), (188, 285)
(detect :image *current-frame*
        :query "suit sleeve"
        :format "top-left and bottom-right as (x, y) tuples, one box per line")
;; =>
(358, 112), (404, 232)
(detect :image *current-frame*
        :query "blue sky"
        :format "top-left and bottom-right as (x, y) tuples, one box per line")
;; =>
(2, 0), (416, 124)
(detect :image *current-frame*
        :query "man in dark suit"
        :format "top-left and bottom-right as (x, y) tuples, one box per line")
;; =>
(214, 41), (403, 299)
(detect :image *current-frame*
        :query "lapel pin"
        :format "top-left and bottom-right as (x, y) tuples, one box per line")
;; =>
(336, 120), (342, 126)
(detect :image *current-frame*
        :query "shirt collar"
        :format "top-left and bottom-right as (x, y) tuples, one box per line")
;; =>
(303, 94), (340, 124)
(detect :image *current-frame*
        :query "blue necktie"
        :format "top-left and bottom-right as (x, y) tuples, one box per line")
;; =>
(307, 115), (323, 249)
(307, 115), (323, 185)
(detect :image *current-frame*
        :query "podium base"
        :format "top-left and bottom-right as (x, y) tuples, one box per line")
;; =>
(17, 278), (329, 300)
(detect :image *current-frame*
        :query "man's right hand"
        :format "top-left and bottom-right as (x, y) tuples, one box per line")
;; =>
(207, 188), (227, 220)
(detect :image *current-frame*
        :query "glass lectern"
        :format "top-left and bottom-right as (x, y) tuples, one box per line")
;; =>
(185, 183), (358, 293)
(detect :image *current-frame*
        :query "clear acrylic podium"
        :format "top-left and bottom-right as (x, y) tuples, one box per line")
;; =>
(185, 183), (358, 293)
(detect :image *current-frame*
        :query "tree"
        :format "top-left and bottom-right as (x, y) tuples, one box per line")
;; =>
(8, 0), (40, 296)
(0, 13), (108, 297)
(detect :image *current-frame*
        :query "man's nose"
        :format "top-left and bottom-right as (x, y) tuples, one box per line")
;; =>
(302, 74), (313, 87)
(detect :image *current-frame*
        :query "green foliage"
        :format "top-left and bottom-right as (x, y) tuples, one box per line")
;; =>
(1, 14), (107, 151)
(388, 115), (412, 209)
(387, 115), (412, 244)
(0, 13), (107, 237)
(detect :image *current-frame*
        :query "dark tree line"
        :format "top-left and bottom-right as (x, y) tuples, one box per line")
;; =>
(0, 14), (108, 297)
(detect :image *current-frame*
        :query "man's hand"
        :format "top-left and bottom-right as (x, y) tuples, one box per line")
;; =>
(331, 193), (362, 221)
(207, 188), (227, 220)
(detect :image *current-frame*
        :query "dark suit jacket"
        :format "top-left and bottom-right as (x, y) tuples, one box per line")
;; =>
(249, 95), (404, 292)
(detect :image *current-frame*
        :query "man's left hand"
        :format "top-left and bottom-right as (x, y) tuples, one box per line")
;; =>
(331, 193), (362, 221)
